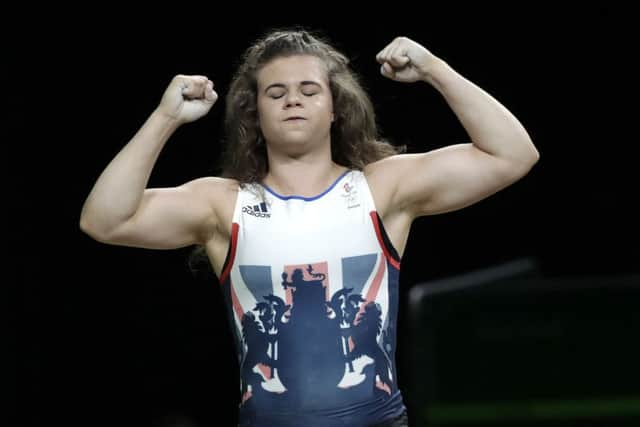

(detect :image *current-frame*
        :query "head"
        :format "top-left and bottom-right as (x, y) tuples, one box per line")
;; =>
(221, 28), (403, 183)
(256, 54), (334, 160)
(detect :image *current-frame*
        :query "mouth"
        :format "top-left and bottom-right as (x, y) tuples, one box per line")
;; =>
(284, 116), (306, 121)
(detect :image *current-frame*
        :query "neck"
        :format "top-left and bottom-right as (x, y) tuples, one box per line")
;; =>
(263, 151), (347, 198)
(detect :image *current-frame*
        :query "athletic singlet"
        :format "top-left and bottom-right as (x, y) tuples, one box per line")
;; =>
(218, 170), (406, 426)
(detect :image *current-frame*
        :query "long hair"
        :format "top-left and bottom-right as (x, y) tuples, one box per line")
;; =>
(190, 29), (405, 278)
(220, 28), (404, 184)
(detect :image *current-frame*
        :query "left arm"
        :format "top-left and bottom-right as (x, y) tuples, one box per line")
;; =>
(367, 37), (540, 219)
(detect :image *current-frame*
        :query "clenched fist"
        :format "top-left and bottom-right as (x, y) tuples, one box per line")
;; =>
(376, 37), (440, 83)
(157, 75), (218, 124)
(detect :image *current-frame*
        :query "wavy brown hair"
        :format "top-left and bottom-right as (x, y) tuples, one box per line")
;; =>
(220, 28), (404, 183)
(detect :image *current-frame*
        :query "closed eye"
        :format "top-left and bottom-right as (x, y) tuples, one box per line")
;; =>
(269, 92), (317, 99)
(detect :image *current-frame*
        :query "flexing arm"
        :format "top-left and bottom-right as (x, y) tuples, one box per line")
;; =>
(79, 75), (222, 249)
(368, 37), (539, 219)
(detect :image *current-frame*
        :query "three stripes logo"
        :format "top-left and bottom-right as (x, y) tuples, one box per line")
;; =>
(242, 202), (271, 218)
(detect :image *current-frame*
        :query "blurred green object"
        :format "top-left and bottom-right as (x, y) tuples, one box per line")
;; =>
(426, 397), (640, 423)
(406, 260), (640, 426)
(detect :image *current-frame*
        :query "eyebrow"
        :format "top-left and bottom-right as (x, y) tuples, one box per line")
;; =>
(263, 81), (322, 94)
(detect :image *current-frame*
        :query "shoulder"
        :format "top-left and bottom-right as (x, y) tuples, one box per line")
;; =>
(363, 153), (436, 217)
(363, 155), (407, 216)
(183, 176), (240, 230)
(363, 154), (411, 193)
(184, 176), (240, 197)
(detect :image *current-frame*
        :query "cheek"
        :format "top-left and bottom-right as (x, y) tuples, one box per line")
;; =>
(257, 107), (279, 137)
(258, 102), (278, 123)
(256, 105), (270, 130)
(316, 99), (333, 120)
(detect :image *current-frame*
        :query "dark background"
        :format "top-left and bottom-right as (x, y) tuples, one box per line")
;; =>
(10, 6), (638, 427)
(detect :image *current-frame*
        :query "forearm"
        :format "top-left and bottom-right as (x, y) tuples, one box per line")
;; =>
(80, 110), (180, 233)
(425, 59), (539, 164)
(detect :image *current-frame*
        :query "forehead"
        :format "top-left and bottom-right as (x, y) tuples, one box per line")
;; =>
(257, 55), (328, 88)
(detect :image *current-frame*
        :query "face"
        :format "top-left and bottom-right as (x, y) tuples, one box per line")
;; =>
(256, 55), (334, 155)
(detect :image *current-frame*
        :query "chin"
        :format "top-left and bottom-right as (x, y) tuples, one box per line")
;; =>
(283, 141), (313, 156)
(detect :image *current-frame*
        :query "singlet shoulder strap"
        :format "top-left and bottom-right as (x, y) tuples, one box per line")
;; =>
(351, 170), (378, 212)
(231, 183), (266, 223)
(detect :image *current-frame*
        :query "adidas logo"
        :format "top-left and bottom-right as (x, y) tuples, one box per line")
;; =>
(242, 202), (271, 218)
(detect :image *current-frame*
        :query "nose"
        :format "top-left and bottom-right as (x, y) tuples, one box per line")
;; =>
(284, 91), (302, 108)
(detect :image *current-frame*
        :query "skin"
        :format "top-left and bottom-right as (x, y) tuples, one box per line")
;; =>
(80, 37), (539, 278)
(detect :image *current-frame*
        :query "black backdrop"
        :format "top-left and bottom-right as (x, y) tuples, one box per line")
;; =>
(10, 6), (638, 427)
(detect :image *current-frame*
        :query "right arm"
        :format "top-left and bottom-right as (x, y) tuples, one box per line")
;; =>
(79, 75), (223, 249)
